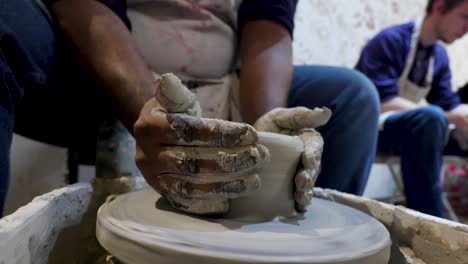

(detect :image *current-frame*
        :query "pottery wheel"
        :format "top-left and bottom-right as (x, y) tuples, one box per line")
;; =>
(96, 188), (391, 264)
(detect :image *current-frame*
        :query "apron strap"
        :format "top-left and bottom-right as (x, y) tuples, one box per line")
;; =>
(400, 18), (423, 81)
(426, 56), (435, 87)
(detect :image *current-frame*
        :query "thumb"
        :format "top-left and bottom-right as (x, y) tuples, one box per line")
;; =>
(255, 107), (331, 133)
(298, 131), (323, 182)
(155, 73), (202, 117)
(273, 107), (332, 130)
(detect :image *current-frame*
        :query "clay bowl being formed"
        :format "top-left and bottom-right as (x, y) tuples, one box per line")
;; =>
(225, 131), (303, 220)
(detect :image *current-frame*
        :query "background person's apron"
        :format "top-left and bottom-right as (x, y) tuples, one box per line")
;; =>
(379, 19), (434, 130)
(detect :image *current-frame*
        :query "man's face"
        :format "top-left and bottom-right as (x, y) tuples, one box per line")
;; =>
(435, 1), (468, 43)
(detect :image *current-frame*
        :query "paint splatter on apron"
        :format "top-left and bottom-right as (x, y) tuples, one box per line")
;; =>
(127, 0), (243, 121)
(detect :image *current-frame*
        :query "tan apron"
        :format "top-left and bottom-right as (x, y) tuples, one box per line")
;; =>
(128, 0), (243, 122)
(379, 18), (434, 130)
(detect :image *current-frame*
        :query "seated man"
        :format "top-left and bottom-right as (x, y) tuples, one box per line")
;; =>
(355, 0), (468, 217)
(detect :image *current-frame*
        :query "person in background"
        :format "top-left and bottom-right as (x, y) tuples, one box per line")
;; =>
(355, 0), (468, 217)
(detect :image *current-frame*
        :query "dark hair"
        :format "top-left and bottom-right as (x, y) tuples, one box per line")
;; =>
(426, 0), (468, 14)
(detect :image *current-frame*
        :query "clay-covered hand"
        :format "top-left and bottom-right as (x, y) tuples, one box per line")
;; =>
(254, 107), (332, 212)
(134, 73), (270, 215)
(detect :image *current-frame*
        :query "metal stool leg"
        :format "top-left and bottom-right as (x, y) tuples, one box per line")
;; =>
(67, 149), (79, 184)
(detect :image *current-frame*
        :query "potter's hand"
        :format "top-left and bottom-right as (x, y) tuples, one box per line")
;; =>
(254, 107), (332, 212)
(135, 73), (269, 215)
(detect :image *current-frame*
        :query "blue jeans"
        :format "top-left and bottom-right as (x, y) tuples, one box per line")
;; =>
(289, 66), (379, 194)
(0, 1), (380, 216)
(0, 0), (108, 216)
(379, 106), (468, 217)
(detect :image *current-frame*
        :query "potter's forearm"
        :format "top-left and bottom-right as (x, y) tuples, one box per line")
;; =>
(239, 20), (293, 125)
(50, 0), (154, 132)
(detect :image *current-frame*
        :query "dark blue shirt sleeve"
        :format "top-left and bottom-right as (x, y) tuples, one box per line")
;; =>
(237, 0), (298, 37)
(355, 27), (407, 103)
(42, 0), (131, 30)
(426, 45), (460, 111)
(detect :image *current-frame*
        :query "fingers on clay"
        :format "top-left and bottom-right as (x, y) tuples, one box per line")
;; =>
(154, 174), (261, 199)
(253, 109), (283, 133)
(294, 190), (313, 213)
(157, 144), (270, 181)
(166, 114), (258, 147)
(167, 195), (229, 215)
(294, 170), (316, 212)
(298, 131), (323, 181)
(294, 169), (314, 192)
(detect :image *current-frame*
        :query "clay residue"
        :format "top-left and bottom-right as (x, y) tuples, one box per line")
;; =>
(167, 195), (229, 215)
(154, 173), (260, 199)
(162, 144), (269, 177)
(167, 114), (258, 147)
(216, 144), (269, 173)
(399, 246), (427, 264)
(314, 187), (468, 264)
(0, 183), (92, 264)
(156, 73), (202, 117)
(254, 107), (331, 135)
(176, 151), (200, 174)
(48, 177), (148, 264)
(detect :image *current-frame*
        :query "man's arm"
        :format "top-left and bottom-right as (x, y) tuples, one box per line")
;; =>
(355, 26), (412, 114)
(238, 19), (331, 213)
(381, 97), (468, 128)
(425, 46), (467, 127)
(381, 97), (419, 112)
(383, 98), (468, 128)
(239, 20), (293, 125)
(447, 104), (468, 128)
(49, 0), (155, 132)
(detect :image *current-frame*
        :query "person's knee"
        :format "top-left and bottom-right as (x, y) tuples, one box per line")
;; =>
(411, 106), (449, 141)
(415, 106), (448, 128)
(340, 69), (379, 118)
(351, 70), (379, 106)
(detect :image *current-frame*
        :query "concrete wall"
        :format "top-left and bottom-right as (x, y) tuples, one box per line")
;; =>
(5, 0), (468, 215)
(4, 136), (67, 216)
